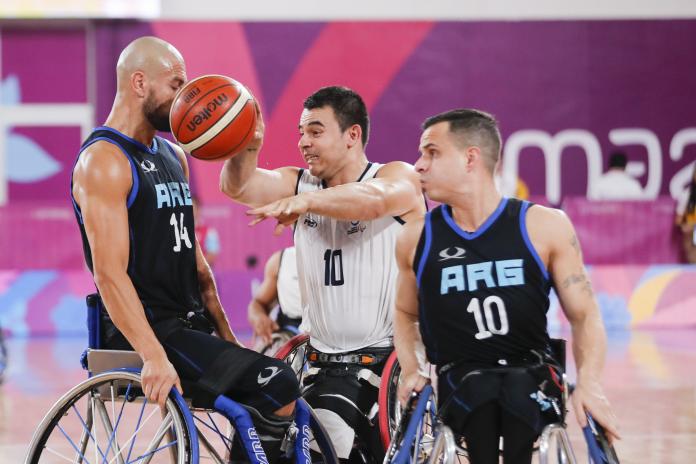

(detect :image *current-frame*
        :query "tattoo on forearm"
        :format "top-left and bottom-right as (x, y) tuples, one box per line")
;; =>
(570, 234), (581, 256)
(561, 268), (594, 296)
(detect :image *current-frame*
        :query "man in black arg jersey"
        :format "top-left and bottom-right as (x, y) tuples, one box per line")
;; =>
(70, 36), (299, 462)
(393, 109), (619, 464)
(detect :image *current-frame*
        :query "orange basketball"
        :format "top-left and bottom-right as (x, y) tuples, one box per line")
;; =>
(170, 75), (257, 161)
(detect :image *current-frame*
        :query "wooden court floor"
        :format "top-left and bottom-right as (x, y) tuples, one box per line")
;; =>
(1, 328), (694, 463)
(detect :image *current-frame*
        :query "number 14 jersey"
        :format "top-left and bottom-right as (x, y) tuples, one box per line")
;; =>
(414, 198), (551, 367)
(295, 163), (402, 353)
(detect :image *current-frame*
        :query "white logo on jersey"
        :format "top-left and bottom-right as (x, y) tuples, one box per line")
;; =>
(141, 160), (157, 172)
(257, 366), (281, 386)
(438, 247), (467, 261)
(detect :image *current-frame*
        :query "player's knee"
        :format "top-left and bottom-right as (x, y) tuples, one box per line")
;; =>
(257, 357), (301, 404)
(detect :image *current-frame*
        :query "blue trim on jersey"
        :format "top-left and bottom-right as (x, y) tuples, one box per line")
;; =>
(162, 138), (179, 162)
(416, 211), (433, 287)
(70, 195), (83, 224)
(94, 126), (159, 155)
(520, 201), (550, 281)
(442, 197), (508, 240)
(75, 136), (140, 209)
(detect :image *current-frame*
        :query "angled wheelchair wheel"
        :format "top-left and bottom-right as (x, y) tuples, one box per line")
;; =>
(275, 333), (310, 381)
(384, 385), (468, 464)
(378, 350), (402, 450)
(25, 370), (195, 464)
(295, 398), (340, 464)
(259, 329), (300, 358)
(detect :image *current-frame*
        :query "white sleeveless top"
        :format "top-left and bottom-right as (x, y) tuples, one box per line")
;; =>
(294, 163), (402, 353)
(277, 246), (303, 319)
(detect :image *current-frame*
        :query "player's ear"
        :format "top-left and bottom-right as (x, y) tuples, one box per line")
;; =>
(131, 70), (146, 98)
(465, 146), (480, 172)
(346, 124), (362, 149)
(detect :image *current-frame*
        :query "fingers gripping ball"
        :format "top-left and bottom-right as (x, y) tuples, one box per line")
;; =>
(170, 75), (257, 161)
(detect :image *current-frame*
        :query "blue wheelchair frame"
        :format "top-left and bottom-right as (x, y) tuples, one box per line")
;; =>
(385, 367), (619, 464)
(33, 294), (338, 464)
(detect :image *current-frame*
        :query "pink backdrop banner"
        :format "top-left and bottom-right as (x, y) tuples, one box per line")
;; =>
(562, 197), (682, 264)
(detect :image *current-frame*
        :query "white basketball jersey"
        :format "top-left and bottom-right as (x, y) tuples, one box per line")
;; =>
(277, 247), (303, 319)
(294, 163), (403, 353)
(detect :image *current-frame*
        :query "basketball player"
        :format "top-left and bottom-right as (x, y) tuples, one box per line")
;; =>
(248, 246), (303, 353)
(393, 109), (619, 464)
(221, 86), (425, 461)
(71, 36), (299, 462)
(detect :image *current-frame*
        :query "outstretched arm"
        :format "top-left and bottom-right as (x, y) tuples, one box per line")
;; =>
(248, 161), (424, 235)
(219, 101), (300, 207)
(530, 206), (620, 442)
(73, 142), (181, 408)
(393, 217), (429, 405)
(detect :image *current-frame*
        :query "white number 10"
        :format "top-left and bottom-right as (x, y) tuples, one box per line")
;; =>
(170, 212), (192, 252)
(466, 296), (509, 340)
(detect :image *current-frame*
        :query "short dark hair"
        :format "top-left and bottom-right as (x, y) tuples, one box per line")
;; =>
(608, 151), (628, 169)
(422, 109), (501, 171)
(304, 86), (370, 147)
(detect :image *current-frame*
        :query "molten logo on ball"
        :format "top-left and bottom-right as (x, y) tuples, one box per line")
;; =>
(186, 93), (229, 132)
(170, 74), (257, 161)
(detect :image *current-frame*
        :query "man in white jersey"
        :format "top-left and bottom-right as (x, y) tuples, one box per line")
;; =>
(249, 247), (304, 354)
(221, 86), (425, 461)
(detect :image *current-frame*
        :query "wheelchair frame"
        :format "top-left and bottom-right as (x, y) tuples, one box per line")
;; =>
(24, 294), (339, 464)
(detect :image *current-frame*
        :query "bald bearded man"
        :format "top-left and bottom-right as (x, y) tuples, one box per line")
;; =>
(70, 37), (299, 462)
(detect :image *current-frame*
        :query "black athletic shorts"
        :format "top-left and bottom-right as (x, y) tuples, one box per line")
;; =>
(437, 360), (564, 435)
(103, 312), (300, 414)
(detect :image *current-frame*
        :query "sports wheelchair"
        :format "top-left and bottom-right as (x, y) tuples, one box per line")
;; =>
(25, 295), (339, 464)
(274, 335), (404, 460)
(383, 340), (619, 464)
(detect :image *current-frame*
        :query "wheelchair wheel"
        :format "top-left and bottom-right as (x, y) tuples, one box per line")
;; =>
(378, 350), (402, 450)
(25, 370), (194, 464)
(295, 398), (340, 464)
(384, 385), (437, 464)
(259, 329), (300, 358)
(275, 333), (310, 380)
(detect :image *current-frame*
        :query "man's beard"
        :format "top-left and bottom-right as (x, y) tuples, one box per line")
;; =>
(143, 95), (172, 132)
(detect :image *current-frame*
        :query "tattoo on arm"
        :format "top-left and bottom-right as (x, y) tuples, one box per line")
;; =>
(561, 268), (594, 296)
(570, 234), (581, 256)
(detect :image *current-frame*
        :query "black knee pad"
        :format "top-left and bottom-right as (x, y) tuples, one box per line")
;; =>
(235, 357), (301, 416)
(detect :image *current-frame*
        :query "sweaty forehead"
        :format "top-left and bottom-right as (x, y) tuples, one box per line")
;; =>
(299, 106), (336, 127)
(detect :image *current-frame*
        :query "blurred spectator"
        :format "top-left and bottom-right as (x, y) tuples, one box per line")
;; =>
(495, 166), (529, 200)
(192, 196), (221, 267)
(675, 164), (696, 263)
(594, 151), (643, 200)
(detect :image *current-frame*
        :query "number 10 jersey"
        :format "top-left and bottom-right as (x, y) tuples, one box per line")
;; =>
(414, 198), (552, 367)
(294, 163), (402, 353)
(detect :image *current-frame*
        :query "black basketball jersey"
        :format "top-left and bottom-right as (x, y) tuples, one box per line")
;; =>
(71, 126), (202, 316)
(413, 198), (551, 367)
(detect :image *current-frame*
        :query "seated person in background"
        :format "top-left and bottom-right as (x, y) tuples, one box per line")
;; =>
(249, 246), (304, 353)
(394, 109), (619, 464)
(676, 163), (696, 263)
(594, 151), (643, 200)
